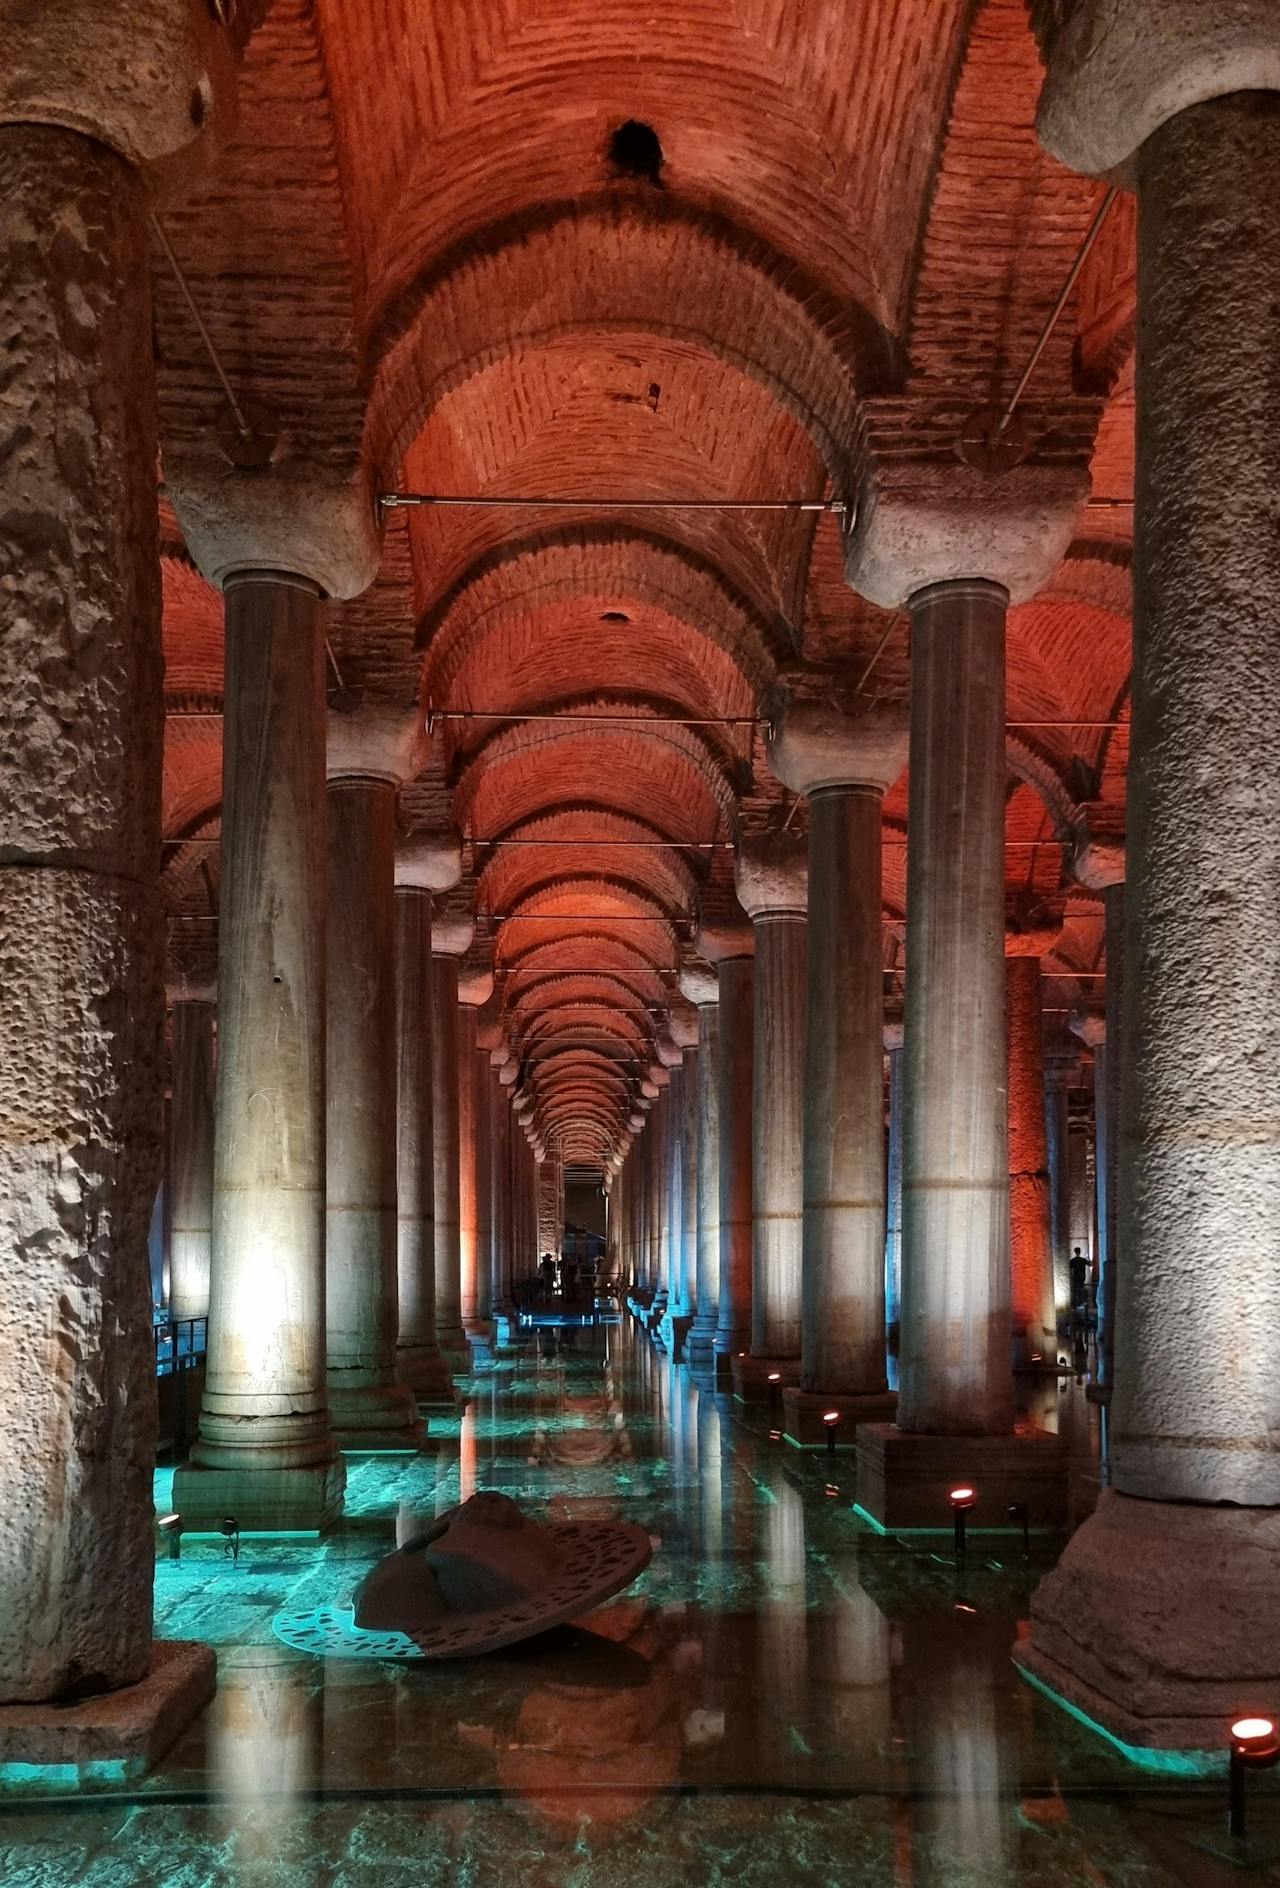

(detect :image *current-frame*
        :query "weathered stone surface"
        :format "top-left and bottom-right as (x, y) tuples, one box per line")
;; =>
(768, 698), (908, 798)
(392, 885), (455, 1405)
(1034, 0), (1280, 180)
(734, 829), (807, 921)
(431, 956), (466, 1353)
(168, 998), (215, 1323)
(855, 1423), (1068, 1533)
(0, 1640), (216, 1778)
(327, 700), (429, 787)
(0, 871), (163, 1700)
(1019, 1490), (1280, 1748)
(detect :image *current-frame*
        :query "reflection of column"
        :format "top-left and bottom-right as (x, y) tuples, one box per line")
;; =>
(1025, 13), (1280, 1745)
(901, 1613), (1019, 1888)
(0, 57), (211, 1694)
(431, 911), (473, 1361)
(735, 832), (807, 1362)
(884, 1023), (904, 1340)
(392, 844), (457, 1406)
(324, 712), (426, 1450)
(680, 964), (721, 1367)
(758, 1475), (809, 1748)
(169, 992), (216, 1323)
(1005, 948), (1057, 1361)
(209, 1646), (324, 1851)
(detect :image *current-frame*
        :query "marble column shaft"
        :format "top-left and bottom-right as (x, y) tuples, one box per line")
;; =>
(325, 778), (421, 1443)
(801, 788), (888, 1393)
(169, 999), (216, 1323)
(714, 958), (755, 1355)
(899, 580), (1012, 1435)
(1006, 954), (1057, 1357)
(750, 914), (806, 1359)
(392, 885), (453, 1401)
(679, 1050), (699, 1317)
(885, 1039), (904, 1337)
(431, 958), (465, 1353)
(687, 1004), (721, 1356)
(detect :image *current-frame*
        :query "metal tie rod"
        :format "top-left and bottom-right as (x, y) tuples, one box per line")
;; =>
(381, 493), (845, 514)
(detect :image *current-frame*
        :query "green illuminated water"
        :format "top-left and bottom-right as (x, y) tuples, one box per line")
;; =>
(0, 1323), (1269, 1885)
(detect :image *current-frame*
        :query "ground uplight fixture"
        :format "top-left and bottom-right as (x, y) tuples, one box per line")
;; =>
(1229, 1716), (1279, 1840)
(949, 1485), (978, 1560)
(221, 1516), (241, 1566)
(1008, 1501), (1031, 1556)
(823, 1410), (841, 1457)
(158, 1512), (183, 1562)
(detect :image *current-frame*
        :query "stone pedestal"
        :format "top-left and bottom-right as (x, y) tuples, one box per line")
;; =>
(167, 1460), (346, 1535)
(782, 1387), (897, 1450)
(730, 1355), (800, 1404)
(0, 1641), (217, 1782)
(854, 1424), (1068, 1533)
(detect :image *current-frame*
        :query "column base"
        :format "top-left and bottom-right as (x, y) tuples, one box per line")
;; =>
(782, 1386), (898, 1449)
(1015, 1489), (1280, 1752)
(684, 1319), (719, 1368)
(398, 1344), (462, 1409)
(730, 1355), (800, 1404)
(853, 1423), (1068, 1533)
(172, 1457), (346, 1534)
(465, 1321), (496, 1366)
(0, 1641), (216, 1783)
(436, 1325), (472, 1371)
(329, 1382), (426, 1453)
(658, 1310), (694, 1357)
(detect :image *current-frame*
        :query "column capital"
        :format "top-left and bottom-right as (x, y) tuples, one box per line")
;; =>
(169, 470), (381, 604)
(677, 957), (719, 1008)
(165, 927), (217, 1006)
(734, 828), (808, 920)
(1070, 1008), (1107, 1049)
(845, 398), (1092, 608)
(883, 1020), (904, 1053)
(1033, 0), (1280, 182)
(667, 999), (700, 1049)
(327, 702), (428, 788)
(654, 1034), (684, 1069)
(695, 885), (755, 963)
(395, 828), (463, 893)
(431, 908), (475, 958)
(1070, 802), (1126, 891)
(0, 0), (251, 177)
(767, 695), (907, 798)
(458, 964), (495, 1009)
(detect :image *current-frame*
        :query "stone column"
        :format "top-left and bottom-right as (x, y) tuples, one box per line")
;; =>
(0, 8), (237, 1701)
(884, 1022), (905, 1343)
(697, 906), (755, 1364)
(431, 907), (473, 1363)
(1005, 943), (1058, 1363)
(680, 963), (722, 1367)
(842, 418), (1082, 1526)
(324, 711), (426, 1450)
(168, 986), (216, 1325)
(458, 965), (495, 1353)
(768, 699), (907, 1436)
(1043, 1052), (1075, 1329)
(392, 840), (458, 1408)
(1023, 0), (1280, 1747)
(734, 832), (807, 1388)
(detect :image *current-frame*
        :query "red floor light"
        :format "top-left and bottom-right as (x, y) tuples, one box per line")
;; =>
(1229, 1717), (1279, 1840)
(823, 1410), (841, 1456)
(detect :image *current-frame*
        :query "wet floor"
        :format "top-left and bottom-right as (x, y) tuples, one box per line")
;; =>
(3, 1320), (1277, 1886)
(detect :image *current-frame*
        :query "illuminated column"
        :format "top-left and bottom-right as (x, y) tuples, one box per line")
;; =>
(324, 711), (426, 1450)
(392, 841), (458, 1407)
(1023, 0), (1280, 1746)
(1043, 1051), (1075, 1330)
(167, 976), (216, 1325)
(458, 964), (495, 1347)
(884, 1022), (904, 1341)
(0, 4), (242, 1699)
(696, 903), (755, 1363)
(734, 831), (807, 1372)
(1005, 943), (1058, 1363)
(680, 963), (721, 1368)
(768, 700), (907, 1432)
(842, 407), (1082, 1523)
(1070, 814), (1126, 1380)
(431, 908), (473, 1363)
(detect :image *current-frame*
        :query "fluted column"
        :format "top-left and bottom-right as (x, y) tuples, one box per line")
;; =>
(324, 712), (426, 1450)
(735, 832), (808, 1364)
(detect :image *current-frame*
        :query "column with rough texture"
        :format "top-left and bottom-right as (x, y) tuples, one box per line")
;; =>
(768, 699), (907, 1440)
(0, 6), (236, 1703)
(680, 962), (721, 1367)
(1022, 0), (1280, 1748)
(431, 906), (473, 1364)
(392, 841), (458, 1407)
(732, 831), (807, 1400)
(458, 965), (495, 1359)
(884, 1022), (905, 1342)
(1006, 944), (1058, 1364)
(324, 710), (426, 1450)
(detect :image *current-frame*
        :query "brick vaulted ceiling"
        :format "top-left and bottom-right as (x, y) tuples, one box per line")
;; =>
(155, 0), (1136, 1167)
